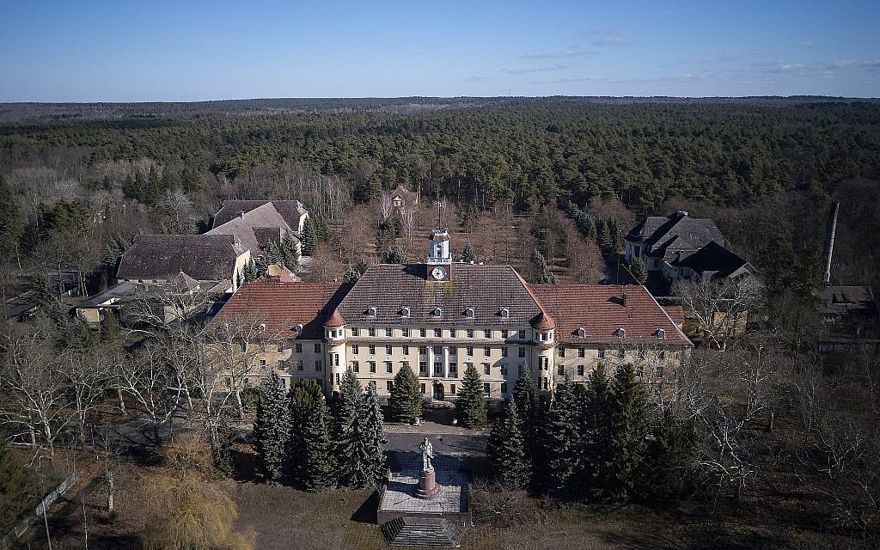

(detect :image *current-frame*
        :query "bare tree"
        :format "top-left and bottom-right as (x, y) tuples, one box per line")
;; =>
(113, 342), (182, 443)
(63, 350), (112, 446)
(673, 275), (764, 349)
(379, 191), (393, 222)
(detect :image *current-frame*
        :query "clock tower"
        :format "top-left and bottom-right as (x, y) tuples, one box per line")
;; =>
(426, 228), (452, 282)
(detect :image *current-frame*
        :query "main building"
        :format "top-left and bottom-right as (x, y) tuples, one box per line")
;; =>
(208, 228), (692, 400)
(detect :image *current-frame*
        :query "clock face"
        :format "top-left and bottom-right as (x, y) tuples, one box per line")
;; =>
(431, 266), (446, 280)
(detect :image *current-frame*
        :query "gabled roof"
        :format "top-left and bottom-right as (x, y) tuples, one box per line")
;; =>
(673, 241), (751, 278)
(337, 264), (545, 326)
(628, 211), (728, 261)
(820, 286), (877, 317)
(212, 200), (307, 230)
(207, 202), (297, 254)
(530, 284), (692, 347)
(208, 281), (348, 340)
(117, 235), (247, 282)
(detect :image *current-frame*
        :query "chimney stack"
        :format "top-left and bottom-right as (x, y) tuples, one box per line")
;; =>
(822, 201), (840, 286)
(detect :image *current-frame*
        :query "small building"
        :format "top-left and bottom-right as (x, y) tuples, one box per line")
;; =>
(817, 285), (879, 353)
(389, 185), (419, 212)
(74, 281), (137, 325)
(208, 200), (305, 257)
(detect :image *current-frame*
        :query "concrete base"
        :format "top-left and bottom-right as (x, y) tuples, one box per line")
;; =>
(415, 468), (442, 500)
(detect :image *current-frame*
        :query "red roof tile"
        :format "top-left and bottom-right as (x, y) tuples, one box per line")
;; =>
(325, 308), (346, 328)
(530, 284), (692, 347)
(208, 281), (347, 339)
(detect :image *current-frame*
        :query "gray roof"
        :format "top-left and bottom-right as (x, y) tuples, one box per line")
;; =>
(77, 281), (137, 307)
(674, 241), (752, 278)
(628, 211), (728, 262)
(207, 202), (296, 253)
(117, 235), (246, 281)
(212, 200), (307, 230)
(336, 263), (545, 327)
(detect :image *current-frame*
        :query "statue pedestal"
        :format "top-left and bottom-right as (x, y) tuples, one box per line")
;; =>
(415, 468), (441, 500)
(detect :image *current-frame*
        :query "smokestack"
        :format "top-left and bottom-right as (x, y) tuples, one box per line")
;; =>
(822, 201), (840, 286)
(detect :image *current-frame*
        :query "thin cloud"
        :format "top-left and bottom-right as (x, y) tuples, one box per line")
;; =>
(798, 40), (816, 47)
(592, 36), (628, 47)
(530, 74), (701, 85)
(758, 58), (880, 76)
(464, 75), (489, 82)
(501, 64), (568, 75)
(518, 48), (595, 60)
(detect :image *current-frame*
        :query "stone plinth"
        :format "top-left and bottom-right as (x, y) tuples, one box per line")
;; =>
(415, 468), (441, 500)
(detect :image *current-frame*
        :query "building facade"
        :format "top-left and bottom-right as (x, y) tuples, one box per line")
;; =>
(208, 230), (692, 400)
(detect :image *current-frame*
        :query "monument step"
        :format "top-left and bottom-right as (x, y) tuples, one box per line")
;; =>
(382, 515), (466, 547)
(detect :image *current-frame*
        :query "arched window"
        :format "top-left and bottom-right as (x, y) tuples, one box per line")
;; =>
(499, 308), (510, 319)
(465, 307), (475, 318)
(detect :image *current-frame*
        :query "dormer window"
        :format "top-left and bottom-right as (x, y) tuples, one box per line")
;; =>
(499, 308), (510, 319)
(293, 323), (303, 333)
(575, 326), (587, 338)
(432, 307), (442, 318)
(258, 323), (267, 332)
(465, 307), (475, 318)
(615, 327), (626, 338)
(400, 307), (411, 318)
(367, 306), (377, 317)
(656, 328), (666, 340)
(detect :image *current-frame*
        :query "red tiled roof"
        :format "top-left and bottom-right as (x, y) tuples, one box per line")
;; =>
(325, 308), (346, 328)
(530, 284), (692, 347)
(531, 312), (556, 330)
(208, 281), (348, 339)
(662, 305), (685, 327)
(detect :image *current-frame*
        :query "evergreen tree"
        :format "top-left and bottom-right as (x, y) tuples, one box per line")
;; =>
(606, 364), (651, 501)
(381, 245), (407, 264)
(0, 438), (35, 534)
(209, 415), (235, 477)
(278, 233), (301, 272)
(486, 400), (530, 489)
(359, 382), (388, 487)
(596, 218), (611, 252)
(628, 257), (648, 285)
(461, 242), (477, 263)
(334, 370), (371, 487)
(252, 373), (291, 483)
(544, 378), (582, 497)
(455, 363), (487, 428)
(531, 249), (558, 285)
(644, 410), (696, 503)
(605, 218), (620, 253)
(512, 364), (536, 430)
(581, 364), (615, 499)
(301, 217), (318, 255)
(0, 176), (23, 262)
(288, 380), (336, 491)
(389, 362), (422, 422)
(342, 266), (361, 283)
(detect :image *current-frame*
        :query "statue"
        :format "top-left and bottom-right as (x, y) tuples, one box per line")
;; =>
(419, 437), (434, 472)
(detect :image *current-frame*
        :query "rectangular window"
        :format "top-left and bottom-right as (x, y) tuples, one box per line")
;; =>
(314, 343), (321, 353)
(450, 329), (457, 338)
(577, 365), (585, 376)
(500, 365), (507, 376)
(335, 373), (340, 384)
(403, 345), (410, 355)
(501, 382), (508, 395)
(419, 346), (427, 355)
(484, 329), (491, 338)
(369, 361), (376, 373)
(315, 360), (322, 371)
(369, 345), (376, 355)
(295, 343), (303, 353)
(483, 363), (490, 375)
(386, 381), (393, 392)
(578, 348), (585, 358)
(467, 346), (474, 357)
(450, 347), (457, 356)
(368, 326), (376, 337)
(385, 345), (392, 355)
(402, 327), (410, 337)
(451, 384), (457, 395)
(449, 363), (458, 376)
(557, 347), (564, 357)
(434, 328), (442, 338)
(333, 354), (340, 367)
(351, 328), (360, 337)
(420, 383), (426, 394)
(557, 365), (564, 375)
(543, 378), (549, 390)
(352, 361), (360, 372)
(259, 359), (267, 366)
(598, 348), (606, 359)
(501, 329), (509, 339)
(467, 329), (474, 338)
(483, 383), (490, 396)
(518, 347), (526, 358)
(518, 330), (526, 340)
(385, 327), (392, 337)
(501, 347), (508, 357)
(385, 361), (393, 373)
(296, 361), (304, 371)
(419, 361), (428, 375)
(484, 346), (491, 357)
(420, 328), (426, 338)
(655, 367), (665, 378)
(352, 345), (359, 355)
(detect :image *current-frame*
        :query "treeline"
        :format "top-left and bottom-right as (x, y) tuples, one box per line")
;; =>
(3, 100), (879, 213)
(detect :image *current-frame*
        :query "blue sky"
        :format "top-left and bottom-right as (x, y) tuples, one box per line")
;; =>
(0, 0), (878, 101)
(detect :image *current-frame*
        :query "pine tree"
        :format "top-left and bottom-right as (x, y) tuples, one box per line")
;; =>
(644, 410), (695, 503)
(461, 242), (477, 263)
(0, 439), (35, 534)
(389, 362), (422, 422)
(581, 363), (615, 499)
(301, 217), (318, 255)
(629, 257), (648, 285)
(607, 364), (651, 501)
(288, 380), (336, 491)
(343, 266), (361, 283)
(359, 382), (388, 487)
(252, 373), (291, 483)
(544, 378), (582, 497)
(455, 363), (487, 428)
(531, 249), (558, 285)
(487, 400), (530, 490)
(381, 245), (407, 264)
(334, 370), (372, 487)
(512, 364), (536, 425)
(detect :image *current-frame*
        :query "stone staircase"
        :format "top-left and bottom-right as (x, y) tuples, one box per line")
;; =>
(381, 515), (467, 548)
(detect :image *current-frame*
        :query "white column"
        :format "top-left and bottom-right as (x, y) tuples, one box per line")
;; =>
(426, 346), (433, 376)
(442, 346), (450, 378)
